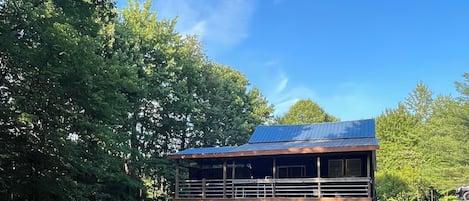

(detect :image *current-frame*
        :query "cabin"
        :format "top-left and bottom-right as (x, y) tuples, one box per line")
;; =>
(168, 119), (379, 201)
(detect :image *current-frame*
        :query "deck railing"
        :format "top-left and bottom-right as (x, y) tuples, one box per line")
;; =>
(177, 177), (371, 198)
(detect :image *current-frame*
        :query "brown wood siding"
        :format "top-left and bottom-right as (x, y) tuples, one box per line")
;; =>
(168, 145), (379, 160)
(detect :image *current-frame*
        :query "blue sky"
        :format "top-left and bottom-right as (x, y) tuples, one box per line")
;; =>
(118, 0), (468, 121)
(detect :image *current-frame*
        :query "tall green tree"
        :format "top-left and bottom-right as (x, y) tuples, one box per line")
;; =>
(114, 1), (274, 199)
(274, 99), (338, 124)
(375, 79), (469, 200)
(194, 64), (274, 147)
(115, 1), (204, 199)
(375, 103), (426, 200)
(0, 0), (142, 200)
(405, 82), (433, 122)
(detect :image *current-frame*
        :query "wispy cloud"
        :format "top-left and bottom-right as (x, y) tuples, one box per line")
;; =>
(263, 60), (279, 67)
(275, 73), (288, 94)
(271, 85), (317, 115)
(185, 21), (208, 38)
(256, 62), (382, 120)
(274, 98), (299, 115)
(258, 64), (317, 116)
(153, 0), (255, 52)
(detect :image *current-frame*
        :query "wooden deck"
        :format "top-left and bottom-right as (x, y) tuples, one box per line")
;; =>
(173, 198), (372, 201)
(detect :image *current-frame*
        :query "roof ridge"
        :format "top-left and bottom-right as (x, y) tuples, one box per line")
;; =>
(257, 118), (375, 127)
(246, 136), (377, 145)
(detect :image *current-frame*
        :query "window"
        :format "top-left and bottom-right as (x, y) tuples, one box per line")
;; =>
(277, 165), (306, 178)
(328, 158), (362, 177)
(346, 159), (362, 177)
(328, 159), (343, 177)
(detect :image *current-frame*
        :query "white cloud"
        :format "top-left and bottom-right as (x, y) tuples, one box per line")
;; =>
(256, 65), (382, 120)
(271, 85), (317, 115)
(258, 67), (317, 116)
(152, 0), (255, 52)
(185, 21), (207, 39)
(275, 74), (288, 94)
(263, 60), (279, 66)
(274, 98), (299, 115)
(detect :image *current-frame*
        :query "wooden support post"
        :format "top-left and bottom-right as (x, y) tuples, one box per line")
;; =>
(367, 152), (372, 198)
(272, 157), (276, 197)
(317, 156), (321, 198)
(272, 157), (276, 178)
(372, 150), (377, 198)
(231, 161), (235, 197)
(223, 161), (227, 198)
(175, 160), (179, 198)
(367, 153), (371, 177)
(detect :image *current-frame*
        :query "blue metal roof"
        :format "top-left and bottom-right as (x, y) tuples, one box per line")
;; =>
(248, 119), (375, 143)
(169, 119), (378, 158)
(174, 146), (236, 155)
(236, 137), (378, 152)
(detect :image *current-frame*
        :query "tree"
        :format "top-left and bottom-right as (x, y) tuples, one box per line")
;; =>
(274, 99), (338, 124)
(193, 64), (274, 147)
(114, 1), (201, 198)
(114, 1), (274, 199)
(375, 103), (427, 201)
(405, 82), (433, 122)
(375, 79), (469, 200)
(0, 0), (142, 200)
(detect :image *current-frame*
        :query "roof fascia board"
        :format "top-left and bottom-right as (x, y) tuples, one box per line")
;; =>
(168, 145), (379, 160)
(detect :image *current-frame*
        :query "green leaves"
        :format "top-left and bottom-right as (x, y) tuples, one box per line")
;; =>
(375, 80), (469, 200)
(111, 0), (274, 199)
(0, 0), (287, 200)
(1, 0), (142, 200)
(405, 82), (433, 122)
(274, 99), (338, 125)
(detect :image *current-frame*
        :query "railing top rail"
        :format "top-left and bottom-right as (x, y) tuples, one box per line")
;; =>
(182, 177), (371, 183)
(320, 177), (371, 182)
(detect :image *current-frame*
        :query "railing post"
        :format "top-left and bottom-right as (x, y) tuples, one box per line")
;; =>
(202, 178), (206, 198)
(175, 160), (179, 199)
(272, 157), (276, 197)
(223, 161), (227, 198)
(317, 156), (321, 198)
(232, 161), (235, 197)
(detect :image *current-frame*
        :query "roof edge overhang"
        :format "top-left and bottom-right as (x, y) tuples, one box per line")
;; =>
(167, 145), (379, 160)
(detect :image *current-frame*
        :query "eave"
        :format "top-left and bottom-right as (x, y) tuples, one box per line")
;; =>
(168, 145), (378, 160)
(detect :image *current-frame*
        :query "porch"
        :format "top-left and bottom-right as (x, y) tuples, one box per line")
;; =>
(177, 177), (371, 199)
(174, 152), (375, 200)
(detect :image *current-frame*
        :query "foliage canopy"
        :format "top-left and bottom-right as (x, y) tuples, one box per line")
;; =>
(274, 99), (338, 124)
(0, 0), (273, 200)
